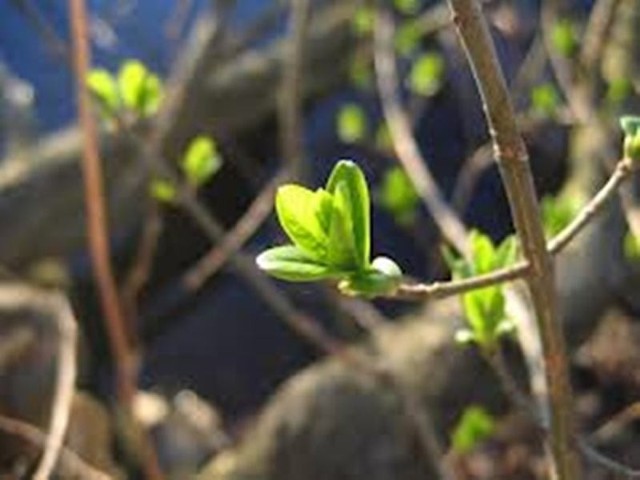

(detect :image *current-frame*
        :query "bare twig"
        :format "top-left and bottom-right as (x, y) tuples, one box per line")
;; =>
(279, 0), (311, 178)
(68, 1), (164, 479)
(32, 293), (78, 480)
(549, 157), (635, 254)
(0, 415), (112, 480)
(183, 169), (286, 291)
(373, 9), (469, 255)
(579, 439), (640, 478)
(396, 263), (528, 300)
(540, 0), (593, 122)
(447, 0), (581, 478)
(580, 0), (622, 73)
(121, 202), (163, 326)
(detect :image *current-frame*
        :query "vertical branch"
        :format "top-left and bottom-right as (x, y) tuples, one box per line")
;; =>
(67, 1), (164, 479)
(446, 1), (581, 478)
(30, 292), (77, 480)
(279, 0), (310, 178)
(68, 0), (134, 408)
(373, 10), (469, 256)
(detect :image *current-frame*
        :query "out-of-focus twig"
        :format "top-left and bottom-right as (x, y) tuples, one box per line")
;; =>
(447, 0), (581, 477)
(121, 202), (163, 328)
(31, 293), (78, 480)
(580, 0), (622, 73)
(373, 10), (469, 256)
(279, 0), (311, 178)
(183, 169), (286, 291)
(67, 1), (164, 479)
(0, 415), (112, 480)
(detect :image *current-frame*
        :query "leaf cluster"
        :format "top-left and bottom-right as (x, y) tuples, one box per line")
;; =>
(444, 232), (517, 349)
(87, 59), (163, 120)
(257, 161), (402, 298)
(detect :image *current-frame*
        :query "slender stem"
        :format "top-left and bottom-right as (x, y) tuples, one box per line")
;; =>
(0, 415), (111, 480)
(446, 0), (581, 478)
(279, 0), (310, 179)
(374, 9), (469, 255)
(549, 157), (634, 254)
(396, 262), (528, 300)
(68, 1), (164, 479)
(33, 294), (78, 480)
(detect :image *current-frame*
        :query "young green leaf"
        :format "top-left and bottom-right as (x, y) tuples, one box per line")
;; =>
(327, 182), (360, 270)
(351, 6), (375, 36)
(394, 22), (421, 56)
(326, 160), (371, 269)
(408, 52), (445, 97)
(275, 185), (332, 261)
(451, 406), (495, 454)
(606, 78), (632, 106)
(117, 60), (163, 117)
(624, 231), (640, 262)
(541, 194), (581, 238)
(551, 19), (578, 57)
(444, 231), (516, 348)
(393, 0), (420, 15)
(256, 246), (342, 281)
(530, 83), (560, 118)
(149, 178), (177, 204)
(181, 136), (222, 187)
(338, 256), (402, 297)
(87, 69), (119, 115)
(621, 115), (640, 162)
(379, 166), (420, 225)
(336, 103), (368, 144)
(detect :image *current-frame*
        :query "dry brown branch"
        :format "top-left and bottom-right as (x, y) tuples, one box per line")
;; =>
(183, 170), (284, 291)
(0, 415), (112, 480)
(373, 10), (469, 255)
(67, 1), (164, 478)
(32, 293), (78, 480)
(447, 0), (581, 477)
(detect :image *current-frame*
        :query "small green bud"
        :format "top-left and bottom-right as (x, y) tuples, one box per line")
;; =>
(621, 116), (640, 162)
(338, 256), (402, 298)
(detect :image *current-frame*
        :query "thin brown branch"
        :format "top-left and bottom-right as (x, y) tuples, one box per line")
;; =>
(279, 0), (310, 178)
(579, 439), (640, 477)
(183, 169), (286, 291)
(540, 0), (593, 122)
(580, 0), (622, 73)
(33, 293), (78, 480)
(447, 0), (581, 478)
(395, 262), (528, 301)
(67, 1), (164, 479)
(121, 202), (163, 325)
(373, 9), (469, 256)
(0, 415), (112, 480)
(549, 157), (635, 254)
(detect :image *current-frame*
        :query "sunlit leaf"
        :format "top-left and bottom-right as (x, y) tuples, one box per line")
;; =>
(451, 406), (496, 454)
(624, 231), (640, 262)
(87, 69), (119, 114)
(149, 178), (177, 204)
(338, 256), (402, 297)
(408, 52), (445, 97)
(551, 19), (578, 57)
(336, 103), (368, 144)
(379, 166), (420, 225)
(530, 83), (560, 118)
(275, 185), (331, 261)
(256, 245), (341, 281)
(326, 160), (371, 269)
(118, 59), (163, 116)
(352, 6), (375, 36)
(181, 136), (222, 187)
(393, 0), (420, 15)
